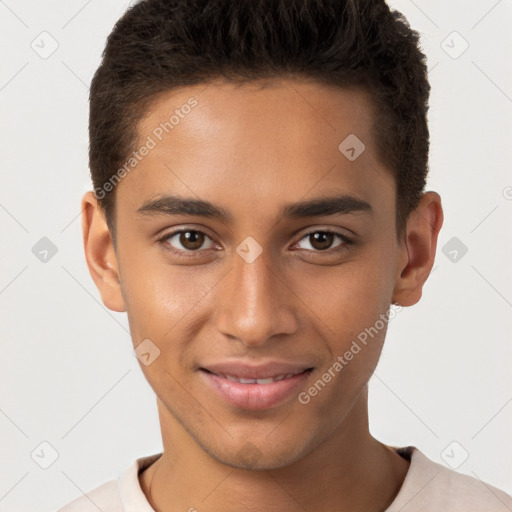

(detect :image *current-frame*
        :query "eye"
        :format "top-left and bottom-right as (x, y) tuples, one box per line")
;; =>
(160, 229), (216, 253)
(158, 227), (352, 259)
(295, 230), (351, 252)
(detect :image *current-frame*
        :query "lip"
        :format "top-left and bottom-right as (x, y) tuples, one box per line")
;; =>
(199, 361), (313, 410)
(201, 361), (313, 380)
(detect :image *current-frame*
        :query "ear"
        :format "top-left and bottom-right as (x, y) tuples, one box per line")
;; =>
(81, 191), (126, 312)
(392, 191), (444, 307)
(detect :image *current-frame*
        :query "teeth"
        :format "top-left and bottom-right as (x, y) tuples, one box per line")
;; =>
(239, 378), (257, 384)
(255, 377), (275, 384)
(221, 372), (302, 384)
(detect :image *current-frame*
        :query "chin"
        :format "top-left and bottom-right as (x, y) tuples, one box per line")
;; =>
(202, 434), (316, 471)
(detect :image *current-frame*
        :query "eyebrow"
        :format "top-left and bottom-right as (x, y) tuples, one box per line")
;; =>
(136, 193), (372, 222)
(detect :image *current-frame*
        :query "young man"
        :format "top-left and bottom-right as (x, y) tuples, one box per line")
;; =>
(59, 0), (511, 510)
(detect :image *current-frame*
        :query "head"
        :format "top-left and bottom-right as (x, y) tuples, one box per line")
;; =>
(90, 0), (431, 242)
(83, 0), (443, 470)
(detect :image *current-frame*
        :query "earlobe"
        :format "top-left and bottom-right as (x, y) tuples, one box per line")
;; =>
(392, 191), (444, 307)
(81, 191), (126, 312)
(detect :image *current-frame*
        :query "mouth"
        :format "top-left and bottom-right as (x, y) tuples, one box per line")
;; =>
(201, 367), (312, 384)
(199, 367), (314, 410)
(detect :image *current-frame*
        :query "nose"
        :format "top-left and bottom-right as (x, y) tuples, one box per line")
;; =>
(214, 246), (298, 348)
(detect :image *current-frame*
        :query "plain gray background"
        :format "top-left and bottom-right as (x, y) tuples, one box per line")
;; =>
(1, 1), (511, 510)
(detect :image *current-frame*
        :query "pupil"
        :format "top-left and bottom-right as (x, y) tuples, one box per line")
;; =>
(181, 231), (204, 250)
(311, 232), (333, 250)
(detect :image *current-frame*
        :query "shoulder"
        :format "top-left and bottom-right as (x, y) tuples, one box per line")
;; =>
(56, 453), (161, 512)
(387, 446), (512, 512)
(56, 479), (121, 512)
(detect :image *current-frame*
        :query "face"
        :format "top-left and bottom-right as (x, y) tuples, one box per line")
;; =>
(88, 78), (429, 470)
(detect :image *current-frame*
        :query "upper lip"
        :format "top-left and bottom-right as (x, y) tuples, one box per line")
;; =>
(201, 360), (313, 379)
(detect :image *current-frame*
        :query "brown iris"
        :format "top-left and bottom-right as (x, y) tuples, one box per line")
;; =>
(179, 231), (205, 250)
(309, 232), (335, 251)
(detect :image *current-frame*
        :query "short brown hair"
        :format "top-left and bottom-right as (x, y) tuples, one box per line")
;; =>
(89, 0), (430, 240)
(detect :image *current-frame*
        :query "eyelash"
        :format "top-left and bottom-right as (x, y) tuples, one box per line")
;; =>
(157, 228), (353, 258)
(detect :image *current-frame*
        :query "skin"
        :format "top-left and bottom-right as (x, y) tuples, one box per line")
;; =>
(82, 78), (443, 512)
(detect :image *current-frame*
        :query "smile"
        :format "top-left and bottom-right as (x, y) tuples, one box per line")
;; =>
(215, 371), (306, 385)
(200, 368), (313, 410)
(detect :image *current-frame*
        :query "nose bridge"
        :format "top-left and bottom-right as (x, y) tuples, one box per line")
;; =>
(215, 245), (296, 346)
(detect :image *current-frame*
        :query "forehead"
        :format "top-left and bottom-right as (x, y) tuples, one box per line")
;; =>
(140, 77), (377, 155)
(117, 78), (395, 222)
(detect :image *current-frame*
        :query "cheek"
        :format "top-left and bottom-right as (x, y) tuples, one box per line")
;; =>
(298, 268), (394, 418)
(297, 255), (394, 332)
(118, 224), (396, 351)
(118, 246), (223, 348)
(301, 252), (395, 375)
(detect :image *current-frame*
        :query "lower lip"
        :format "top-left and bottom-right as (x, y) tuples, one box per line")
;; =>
(200, 369), (312, 411)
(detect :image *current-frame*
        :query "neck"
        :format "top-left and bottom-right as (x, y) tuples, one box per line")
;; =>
(141, 388), (409, 512)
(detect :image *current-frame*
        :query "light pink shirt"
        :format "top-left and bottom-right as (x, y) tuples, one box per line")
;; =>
(57, 446), (512, 511)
